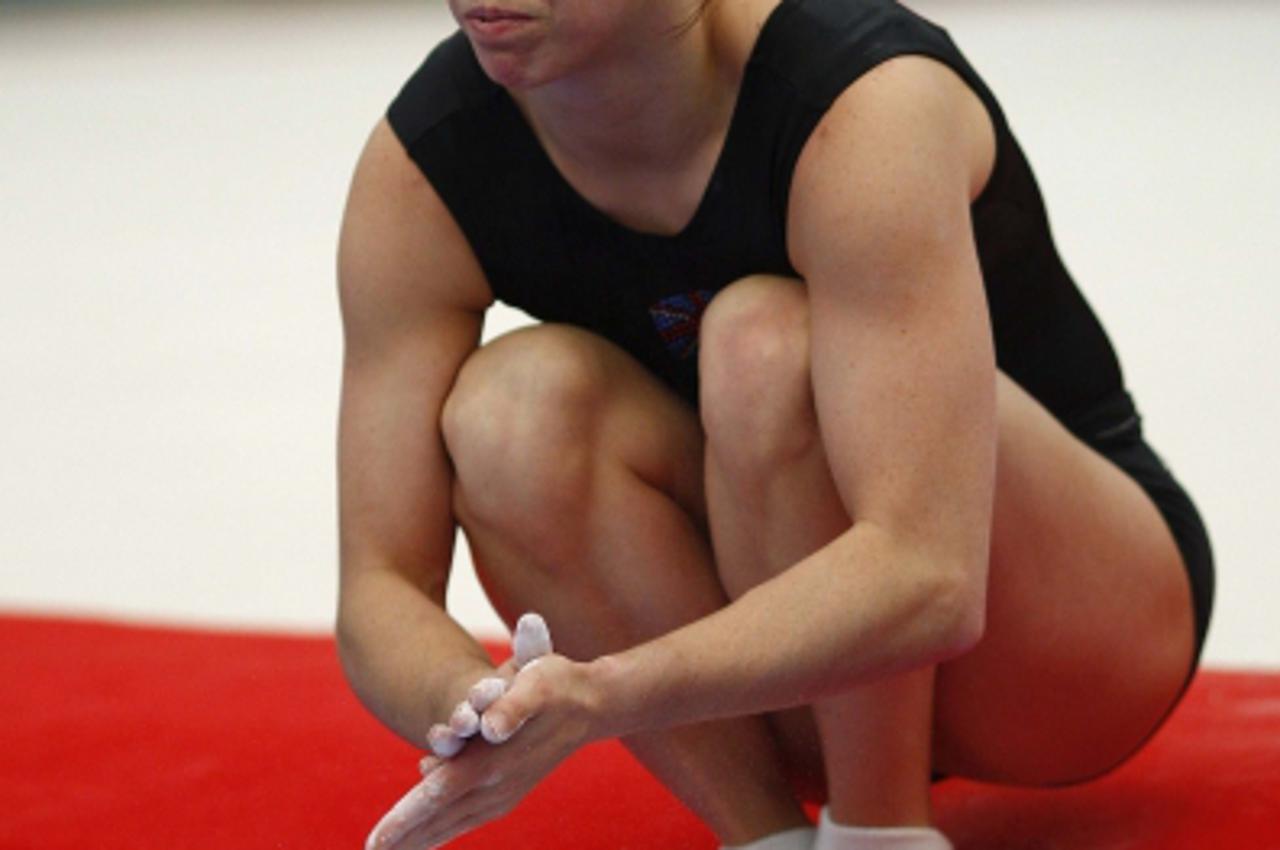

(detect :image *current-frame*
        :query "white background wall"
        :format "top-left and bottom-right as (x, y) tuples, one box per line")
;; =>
(2, 1), (1276, 667)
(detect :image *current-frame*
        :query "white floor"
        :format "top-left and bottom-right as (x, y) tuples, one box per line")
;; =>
(1, 1), (1277, 668)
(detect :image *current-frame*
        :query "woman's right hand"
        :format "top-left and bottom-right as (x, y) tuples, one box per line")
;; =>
(366, 614), (557, 849)
(425, 613), (555, 758)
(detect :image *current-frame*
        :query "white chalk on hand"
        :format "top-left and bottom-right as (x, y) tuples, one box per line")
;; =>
(467, 676), (508, 713)
(365, 775), (444, 850)
(427, 722), (465, 758)
(449, 699), (481, 738)
(513, 612), (553, 670)
(480, 711), (526, 745)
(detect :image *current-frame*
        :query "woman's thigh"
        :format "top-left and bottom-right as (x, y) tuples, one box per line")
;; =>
(929, 373), (1196, 785)
(442, 322), (715, 630)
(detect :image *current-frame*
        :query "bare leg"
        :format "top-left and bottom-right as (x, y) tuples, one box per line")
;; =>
(439, 282), (1198, 842)
(698, 274), (1197, 813)
(699, 277), (934, 826)
(931, 364), (1195, 785)
(440, 325), (809, 845)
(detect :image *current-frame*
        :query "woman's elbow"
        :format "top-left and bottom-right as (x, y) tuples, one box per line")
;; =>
(929, 558), (988, 663)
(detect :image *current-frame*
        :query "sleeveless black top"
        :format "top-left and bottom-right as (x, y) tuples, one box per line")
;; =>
(387, 0), (1135, 442)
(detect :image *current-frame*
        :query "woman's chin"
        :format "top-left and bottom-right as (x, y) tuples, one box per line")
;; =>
(472, 48), (548, 91)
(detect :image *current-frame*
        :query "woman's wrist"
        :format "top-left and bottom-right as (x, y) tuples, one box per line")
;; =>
(583, 645), (673, 741)
(583, 653), (632, 741)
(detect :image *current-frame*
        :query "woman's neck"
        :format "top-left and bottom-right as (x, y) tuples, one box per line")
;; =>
(511, 11), (737, 177)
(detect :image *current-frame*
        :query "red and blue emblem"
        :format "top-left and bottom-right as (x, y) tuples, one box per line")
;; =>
(649, 289), (715, 360)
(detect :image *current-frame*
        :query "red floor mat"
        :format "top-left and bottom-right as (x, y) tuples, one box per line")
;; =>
(1, 614), (1276, 849)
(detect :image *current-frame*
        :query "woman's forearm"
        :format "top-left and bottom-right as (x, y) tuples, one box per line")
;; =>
(590, 521), (984, 739)
(337, 567), (497, 748)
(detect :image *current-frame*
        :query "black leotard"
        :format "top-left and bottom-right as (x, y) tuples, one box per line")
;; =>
(388, 0), (1125, 431)
(385, 0), (1213, 655)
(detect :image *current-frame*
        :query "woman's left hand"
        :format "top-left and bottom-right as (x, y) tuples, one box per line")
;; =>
(366, 654), (608, 850)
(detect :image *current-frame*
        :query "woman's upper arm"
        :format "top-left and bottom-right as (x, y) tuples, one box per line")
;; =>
(336, 118), (492, 606)
(787, 56), (998, 587)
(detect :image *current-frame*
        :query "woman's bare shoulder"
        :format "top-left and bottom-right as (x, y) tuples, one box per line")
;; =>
(338, 118), (492, 321)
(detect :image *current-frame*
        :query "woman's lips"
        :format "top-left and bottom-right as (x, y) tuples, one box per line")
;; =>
(464, 6), (535, 40)
(466, 6), (532, 22)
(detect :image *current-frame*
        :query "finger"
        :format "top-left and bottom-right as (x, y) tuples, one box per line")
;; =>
(493, 656), (520, 679)
(418, 755), (441, 777)
(512, 612), (553, 670)
(427, 723), (465, 758)
(393, 781), (513, 850)
(449, 699), (481, 738)
(477, 670), (543, 745)
(517, 656), (547, 675)
(391, 804), (483, 850)
(417, 737), (492, 808)
(480, 710), (529, 744)
(466, 676), (508, 713)
(364, 775), (448, 850)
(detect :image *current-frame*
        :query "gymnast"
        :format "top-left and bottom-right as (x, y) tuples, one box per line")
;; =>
(334, 1), (1215, 847)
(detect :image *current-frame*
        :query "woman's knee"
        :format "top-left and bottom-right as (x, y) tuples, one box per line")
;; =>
(441, 325), (609, 547)
(699, 275), (817, 471)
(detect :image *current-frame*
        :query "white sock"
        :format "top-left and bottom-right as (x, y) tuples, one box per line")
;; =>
(722, 826), (816, 850)
(813, 808), (952, 850)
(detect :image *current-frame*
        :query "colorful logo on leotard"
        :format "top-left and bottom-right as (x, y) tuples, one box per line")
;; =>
(649, 289), (714, 360)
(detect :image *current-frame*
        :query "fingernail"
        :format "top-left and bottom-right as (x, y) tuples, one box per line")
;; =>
(419, 755), (440, 776)
(449, 700), (481, 738)
(468, 677), (508, 712)
(480, 714), (508, 744)
(427, 723), (465, 758)
(480, 713), (526, 744)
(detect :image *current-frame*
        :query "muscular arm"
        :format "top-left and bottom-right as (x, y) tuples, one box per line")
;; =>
(589, 57), (999, 736)
(335, 118), (495, 746)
